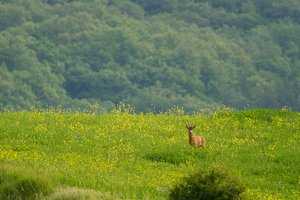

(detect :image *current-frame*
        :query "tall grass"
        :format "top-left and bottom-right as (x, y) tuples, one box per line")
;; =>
(0, 108), (299, 199)
(0, 165), (54, 200)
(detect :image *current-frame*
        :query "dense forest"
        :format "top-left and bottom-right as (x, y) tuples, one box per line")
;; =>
(1, 0), (300, 112)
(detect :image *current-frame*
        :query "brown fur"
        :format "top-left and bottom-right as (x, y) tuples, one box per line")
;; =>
(186, 124), (206, 148)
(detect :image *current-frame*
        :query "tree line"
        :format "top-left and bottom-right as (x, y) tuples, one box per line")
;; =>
(0, 0), (300, 112)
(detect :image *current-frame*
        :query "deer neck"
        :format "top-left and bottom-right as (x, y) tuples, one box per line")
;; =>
(188, 132), (193, 144)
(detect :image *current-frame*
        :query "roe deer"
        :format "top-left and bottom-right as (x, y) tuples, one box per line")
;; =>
(186, 124), (206, 148)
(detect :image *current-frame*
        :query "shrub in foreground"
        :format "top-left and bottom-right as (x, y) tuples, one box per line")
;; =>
(169, 167), (245, 200)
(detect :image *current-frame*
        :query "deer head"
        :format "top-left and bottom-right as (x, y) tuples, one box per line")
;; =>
(186, 124), (196, 134)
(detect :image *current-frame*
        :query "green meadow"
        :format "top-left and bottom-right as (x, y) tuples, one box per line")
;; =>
(0, 108), (299, 199)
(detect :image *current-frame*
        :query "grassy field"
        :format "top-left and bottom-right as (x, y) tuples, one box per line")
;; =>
(0, 107), (299, 199)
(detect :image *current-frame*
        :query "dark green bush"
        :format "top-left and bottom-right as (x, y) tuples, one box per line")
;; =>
(169, 167), (245, 200)
(0, 167), (54, 200)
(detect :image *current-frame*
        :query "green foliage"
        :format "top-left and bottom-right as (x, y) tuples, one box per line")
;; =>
(0, 3), (29, 31)
(0, 166), (54, 200)
(169, 167), (245, 200)
(144, 145), (189, 165)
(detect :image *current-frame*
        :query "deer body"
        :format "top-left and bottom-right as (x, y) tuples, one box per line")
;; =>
(186, 125), (206, 148)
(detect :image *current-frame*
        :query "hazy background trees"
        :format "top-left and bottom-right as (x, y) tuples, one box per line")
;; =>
(0, 0), (299, 112)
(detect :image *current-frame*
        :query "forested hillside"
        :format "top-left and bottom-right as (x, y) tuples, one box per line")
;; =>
(1, 0), (300, 112)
